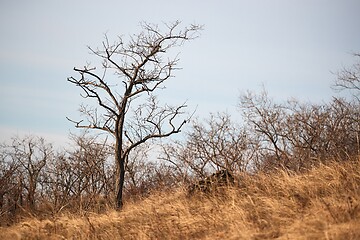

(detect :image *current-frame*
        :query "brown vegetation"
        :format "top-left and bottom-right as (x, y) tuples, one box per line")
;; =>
(1, 157), (359, 240)
(1, 33), (359, 240)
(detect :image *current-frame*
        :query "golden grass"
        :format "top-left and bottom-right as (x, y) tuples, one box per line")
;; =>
(1, 158), (360, 239)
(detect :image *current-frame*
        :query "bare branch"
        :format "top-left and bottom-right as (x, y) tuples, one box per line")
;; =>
(68, 21), (202, 208)
(333, 53), (360, 102)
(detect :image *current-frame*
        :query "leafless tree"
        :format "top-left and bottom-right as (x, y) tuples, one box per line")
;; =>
(40, 151), (75, 213)
(333, 53), (360, 102)
(66, 134), (113, 211)
(238, 90), (360, 172)
(67, 21), (202, 208)
(239, 91), (291, 170)
(0, 136), (52, 214)
(0, 150), (19, 223)
(39, 133), (114, 213)
(162, 113), (253, 182)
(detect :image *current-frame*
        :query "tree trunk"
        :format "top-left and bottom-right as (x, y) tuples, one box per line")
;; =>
(114, 137), (126, 209)
(115, 159), (125, 209)
(28, 175), (36, 211)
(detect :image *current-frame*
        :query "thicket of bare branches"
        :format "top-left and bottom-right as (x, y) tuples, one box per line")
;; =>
(161, 93), (359, 177)
(0, 136), (52, 223)
(161, 113), (253, 180)
(0, 134), (182, 225)
(1, 99), (358, 225)
(239, 92), (359, 172)
(162, 54), (360, 175)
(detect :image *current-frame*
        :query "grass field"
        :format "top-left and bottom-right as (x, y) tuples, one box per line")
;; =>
(1, 158), (360, 239)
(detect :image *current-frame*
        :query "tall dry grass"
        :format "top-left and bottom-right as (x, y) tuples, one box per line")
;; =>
(1, 158), (360, 239)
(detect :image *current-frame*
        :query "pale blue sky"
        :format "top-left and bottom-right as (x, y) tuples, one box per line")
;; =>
(0, 0), (359, 147)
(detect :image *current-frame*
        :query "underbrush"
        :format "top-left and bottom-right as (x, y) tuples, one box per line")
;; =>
(1, 158), (360, 239)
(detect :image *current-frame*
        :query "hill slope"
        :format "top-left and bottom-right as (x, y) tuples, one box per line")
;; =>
(1, 158), (360, 239)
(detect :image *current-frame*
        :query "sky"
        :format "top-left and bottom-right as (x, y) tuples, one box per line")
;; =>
(0, 0), (360, 148)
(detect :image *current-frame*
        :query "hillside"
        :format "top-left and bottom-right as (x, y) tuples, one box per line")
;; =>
(1, 158), (360, 240)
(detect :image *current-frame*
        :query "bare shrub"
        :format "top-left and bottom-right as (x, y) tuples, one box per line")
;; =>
(162, 112), (254, 182)
(239, 90), (360, 172)
(0, 136), (53, 224)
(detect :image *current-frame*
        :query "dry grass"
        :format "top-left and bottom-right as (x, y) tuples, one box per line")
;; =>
(1, 158), (360, 240)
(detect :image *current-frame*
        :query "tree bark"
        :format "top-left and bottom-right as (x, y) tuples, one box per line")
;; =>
(115, 157), (125, 209)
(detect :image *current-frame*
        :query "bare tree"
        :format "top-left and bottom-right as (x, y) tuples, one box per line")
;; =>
(238, 89), (360, 172)
(239, 90), (291, 169)
(65, 133), (113, 211)
(38, 133), (114, 214)
(334, 53), (360, 102)
(161, 112), (253, 183)
(0, 136), (52, 213)
(67, 21), (202, 208)
(0, 151), (19, 223)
